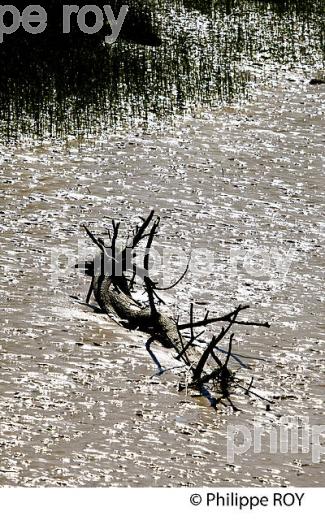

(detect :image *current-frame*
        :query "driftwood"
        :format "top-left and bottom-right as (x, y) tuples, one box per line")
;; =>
(76, 210), (271, 411)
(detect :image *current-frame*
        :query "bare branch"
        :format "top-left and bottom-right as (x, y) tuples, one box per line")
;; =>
(143, 216), (160, 274)
(234, 379), (273, 404)
(85, 278), (93, 304)
(192, 306), (242, 381)
(190, 302), (194, 343)
(82, 224), (106, 254)
(247, 377), (254, 394)
(155, 253), (191, 291)
(128, 209), (155, 251)
(193, 334), (219, 382)
(178, 305), (270, 330)
(176, 330), (204, 361)
(111, 219), (120, 278)
(224, 332), (234, 368)
(144, 277), (158, 318)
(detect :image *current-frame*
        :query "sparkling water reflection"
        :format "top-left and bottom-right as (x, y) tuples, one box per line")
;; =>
(0, 0), (323, 139)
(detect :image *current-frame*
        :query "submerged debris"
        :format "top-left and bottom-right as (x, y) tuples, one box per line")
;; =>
(77, 210), (271, 410)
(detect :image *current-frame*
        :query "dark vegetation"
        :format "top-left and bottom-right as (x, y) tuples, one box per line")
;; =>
(0, 0), (323, 139)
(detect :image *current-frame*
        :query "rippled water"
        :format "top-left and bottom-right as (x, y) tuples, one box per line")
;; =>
(1, 75), (324, 485)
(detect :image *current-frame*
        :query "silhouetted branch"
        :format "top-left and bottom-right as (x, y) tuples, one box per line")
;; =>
(224, 332), (234, 368)
(82, 224), (106, 253)
(155, 253), (191, 291)
(78, 211), (272, 412)
(178, 305), (270, 330)
(176, 330), (204, 361)
(192, 306), (241, 382)
(85, 278), (94, 304)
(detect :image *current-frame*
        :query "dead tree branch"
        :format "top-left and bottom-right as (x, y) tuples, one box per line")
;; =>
(76, 210), (271, 411)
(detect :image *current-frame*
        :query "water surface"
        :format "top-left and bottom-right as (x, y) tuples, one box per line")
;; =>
(0, 75), (324, 485)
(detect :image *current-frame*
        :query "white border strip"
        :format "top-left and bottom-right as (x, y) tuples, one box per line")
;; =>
(0, 487), (323, 520)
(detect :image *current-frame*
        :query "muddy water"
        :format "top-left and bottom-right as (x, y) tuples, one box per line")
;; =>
(0, 78), (324, 486)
